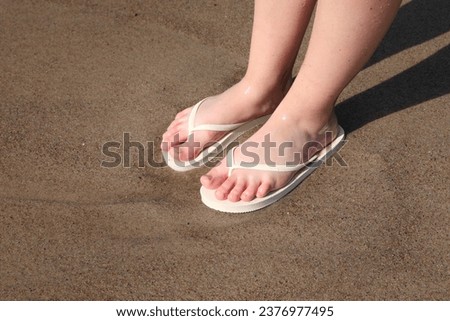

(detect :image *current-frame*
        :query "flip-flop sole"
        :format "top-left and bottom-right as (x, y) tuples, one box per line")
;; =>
(200, 126), (346, 213)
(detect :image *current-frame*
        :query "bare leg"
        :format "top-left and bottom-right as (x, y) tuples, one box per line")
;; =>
(202, 0), (402, 202)
(161, 0), (316, 161)
(244, 0), (316, 90)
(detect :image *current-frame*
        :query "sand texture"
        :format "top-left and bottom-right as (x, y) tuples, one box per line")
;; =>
(0, 0), (449, 300)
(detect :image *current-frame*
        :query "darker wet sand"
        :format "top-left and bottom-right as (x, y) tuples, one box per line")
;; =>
(0, 0), (449, 300)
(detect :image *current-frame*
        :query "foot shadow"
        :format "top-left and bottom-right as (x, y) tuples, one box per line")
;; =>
(367, 0), (450, 67)
(337, 45), (449, 133)
(336, 0), (450, 133)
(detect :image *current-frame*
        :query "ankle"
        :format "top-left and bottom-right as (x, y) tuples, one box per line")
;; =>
(237, 74), (292, 111)
(275, 106), (338, 139)
(241, 68), (293, 95)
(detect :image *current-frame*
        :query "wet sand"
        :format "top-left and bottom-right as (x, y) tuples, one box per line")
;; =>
(0, 0), (449, 300)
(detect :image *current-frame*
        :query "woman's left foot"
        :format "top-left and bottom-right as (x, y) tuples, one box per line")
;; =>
(200, 106), (339, 202)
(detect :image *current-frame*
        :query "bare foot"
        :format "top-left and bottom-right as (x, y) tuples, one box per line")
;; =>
(200, 106), (339, 202)
(161, 77), (292, 162)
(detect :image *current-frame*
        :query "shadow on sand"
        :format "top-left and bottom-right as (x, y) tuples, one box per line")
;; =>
(337, 0), (450, 133)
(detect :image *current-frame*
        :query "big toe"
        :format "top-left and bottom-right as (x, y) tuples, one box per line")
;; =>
(161, 125), (188, 151)
(200, 161), (228, 189)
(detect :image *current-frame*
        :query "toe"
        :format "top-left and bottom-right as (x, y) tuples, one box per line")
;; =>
(175, 108), (191, 119)
(200, 174), (213, 188)
(215, 176), (236, 200)
(162, 126), (188, 151)
(176, 145), (192, 162)
(228, 179), (246, 202)
(256, 180), (272, 198)
(176, 140), (203, 162)
(241, 181), (259, 202)
(200, 162), (228, 189)
(161, 109), (191, 150)
(167, 118), (183, 131)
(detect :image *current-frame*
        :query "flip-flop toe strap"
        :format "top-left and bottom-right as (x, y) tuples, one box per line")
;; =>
(188, 98), (246, 134)
(226, 147), (318, 177)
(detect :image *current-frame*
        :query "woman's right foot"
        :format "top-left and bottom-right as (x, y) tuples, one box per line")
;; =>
(200, 106), (340, 202)
(161, 76), (293, 162)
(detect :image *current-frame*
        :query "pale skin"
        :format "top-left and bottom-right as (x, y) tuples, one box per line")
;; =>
(162, 0), (402, 202)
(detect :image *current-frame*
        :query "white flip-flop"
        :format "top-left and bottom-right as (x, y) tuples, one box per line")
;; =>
(200, 126), (346, 213)
(163, 98), (270, 172)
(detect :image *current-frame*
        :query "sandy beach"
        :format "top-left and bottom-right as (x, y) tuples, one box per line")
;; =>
(0, 0), (448, 300)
